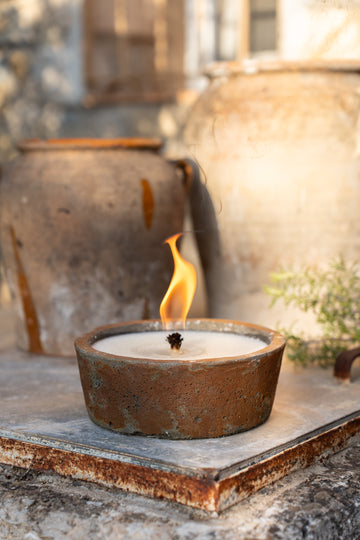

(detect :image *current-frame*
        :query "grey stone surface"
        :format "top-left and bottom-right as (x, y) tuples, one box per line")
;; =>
(0, 442), (359, 539)
(0, 346), (359, 473)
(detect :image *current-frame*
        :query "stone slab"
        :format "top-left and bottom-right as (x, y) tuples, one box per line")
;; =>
(0, 347), (359, 512)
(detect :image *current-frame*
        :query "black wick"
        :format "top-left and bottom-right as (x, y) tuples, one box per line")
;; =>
(166, 332), (183, 350)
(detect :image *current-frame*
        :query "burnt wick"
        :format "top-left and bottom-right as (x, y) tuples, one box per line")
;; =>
(166, 332), (183, 350)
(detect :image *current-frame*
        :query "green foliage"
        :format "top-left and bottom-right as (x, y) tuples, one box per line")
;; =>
(265, 257), (360, 367)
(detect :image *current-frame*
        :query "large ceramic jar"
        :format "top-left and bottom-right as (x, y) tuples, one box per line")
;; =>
(0, 138), (190, 356)
(185, 60), (360, 327)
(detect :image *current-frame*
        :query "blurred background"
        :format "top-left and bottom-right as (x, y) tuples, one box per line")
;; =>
(0, 0), (279, 164)
(0, 0), (278, 309)
(1, 0), (360, 309)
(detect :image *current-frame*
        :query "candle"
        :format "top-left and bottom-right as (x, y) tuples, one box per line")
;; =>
(76, 319), (285, 439)
(75, 233), (285, 439)
(93, 330), (266, 360)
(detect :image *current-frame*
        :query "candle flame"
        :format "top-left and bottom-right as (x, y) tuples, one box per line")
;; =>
(160, 233), (197, 330)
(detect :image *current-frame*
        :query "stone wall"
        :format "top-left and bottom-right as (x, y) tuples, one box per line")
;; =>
(0, 0), (82, 161)
(279, 0), (360, 60)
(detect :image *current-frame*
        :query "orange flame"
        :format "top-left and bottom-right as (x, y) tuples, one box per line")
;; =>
(160, 233), (197, 330)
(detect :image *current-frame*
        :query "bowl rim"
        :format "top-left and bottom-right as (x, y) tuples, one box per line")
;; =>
(74, 318), (286, 366)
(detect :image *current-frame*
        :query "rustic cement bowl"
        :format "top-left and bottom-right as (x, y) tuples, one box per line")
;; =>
(74, 319), (285, 439)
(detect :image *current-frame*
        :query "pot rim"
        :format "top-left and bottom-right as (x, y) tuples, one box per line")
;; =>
(205, 59), (360, 79)
(17, 138), (163, 152)
(74, 318), (286, 366)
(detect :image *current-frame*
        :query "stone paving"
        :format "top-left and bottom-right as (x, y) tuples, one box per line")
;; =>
(0, 441), (359, 539)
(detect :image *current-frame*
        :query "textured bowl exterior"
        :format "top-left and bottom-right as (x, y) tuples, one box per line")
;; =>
(75, 319), (285, 439)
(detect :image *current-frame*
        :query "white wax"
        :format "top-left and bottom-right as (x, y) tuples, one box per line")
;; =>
(93, 331), (266, 361)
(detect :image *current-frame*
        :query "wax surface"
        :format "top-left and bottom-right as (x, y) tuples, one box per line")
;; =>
(93, 331), (266, 360)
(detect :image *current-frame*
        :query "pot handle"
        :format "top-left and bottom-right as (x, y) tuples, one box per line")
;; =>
(334, 347), (360, 382)
(172, 158), (220, 315)
(171, 158), (198, 192)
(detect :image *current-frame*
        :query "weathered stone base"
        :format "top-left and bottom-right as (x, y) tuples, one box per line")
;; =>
(0, 442), (359, 539)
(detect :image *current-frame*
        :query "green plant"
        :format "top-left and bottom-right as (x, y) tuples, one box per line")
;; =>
(265, 257), (360, 367)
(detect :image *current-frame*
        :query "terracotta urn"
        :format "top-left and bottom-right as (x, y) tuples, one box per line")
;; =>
(75, 319), (285, 439)
(0, 138), (191, 356)
(184, 60), (360, 328)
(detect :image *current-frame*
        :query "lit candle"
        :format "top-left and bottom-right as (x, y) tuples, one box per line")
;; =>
(76, 318), (284, 439)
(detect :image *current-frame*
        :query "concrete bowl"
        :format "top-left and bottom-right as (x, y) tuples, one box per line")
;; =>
(74, 319), (285, 439)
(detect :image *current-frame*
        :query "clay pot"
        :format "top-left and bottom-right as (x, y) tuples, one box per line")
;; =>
(184, 60), (360, 326)
(0, 138), (191, 356)
(75, 319), (285, 439)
